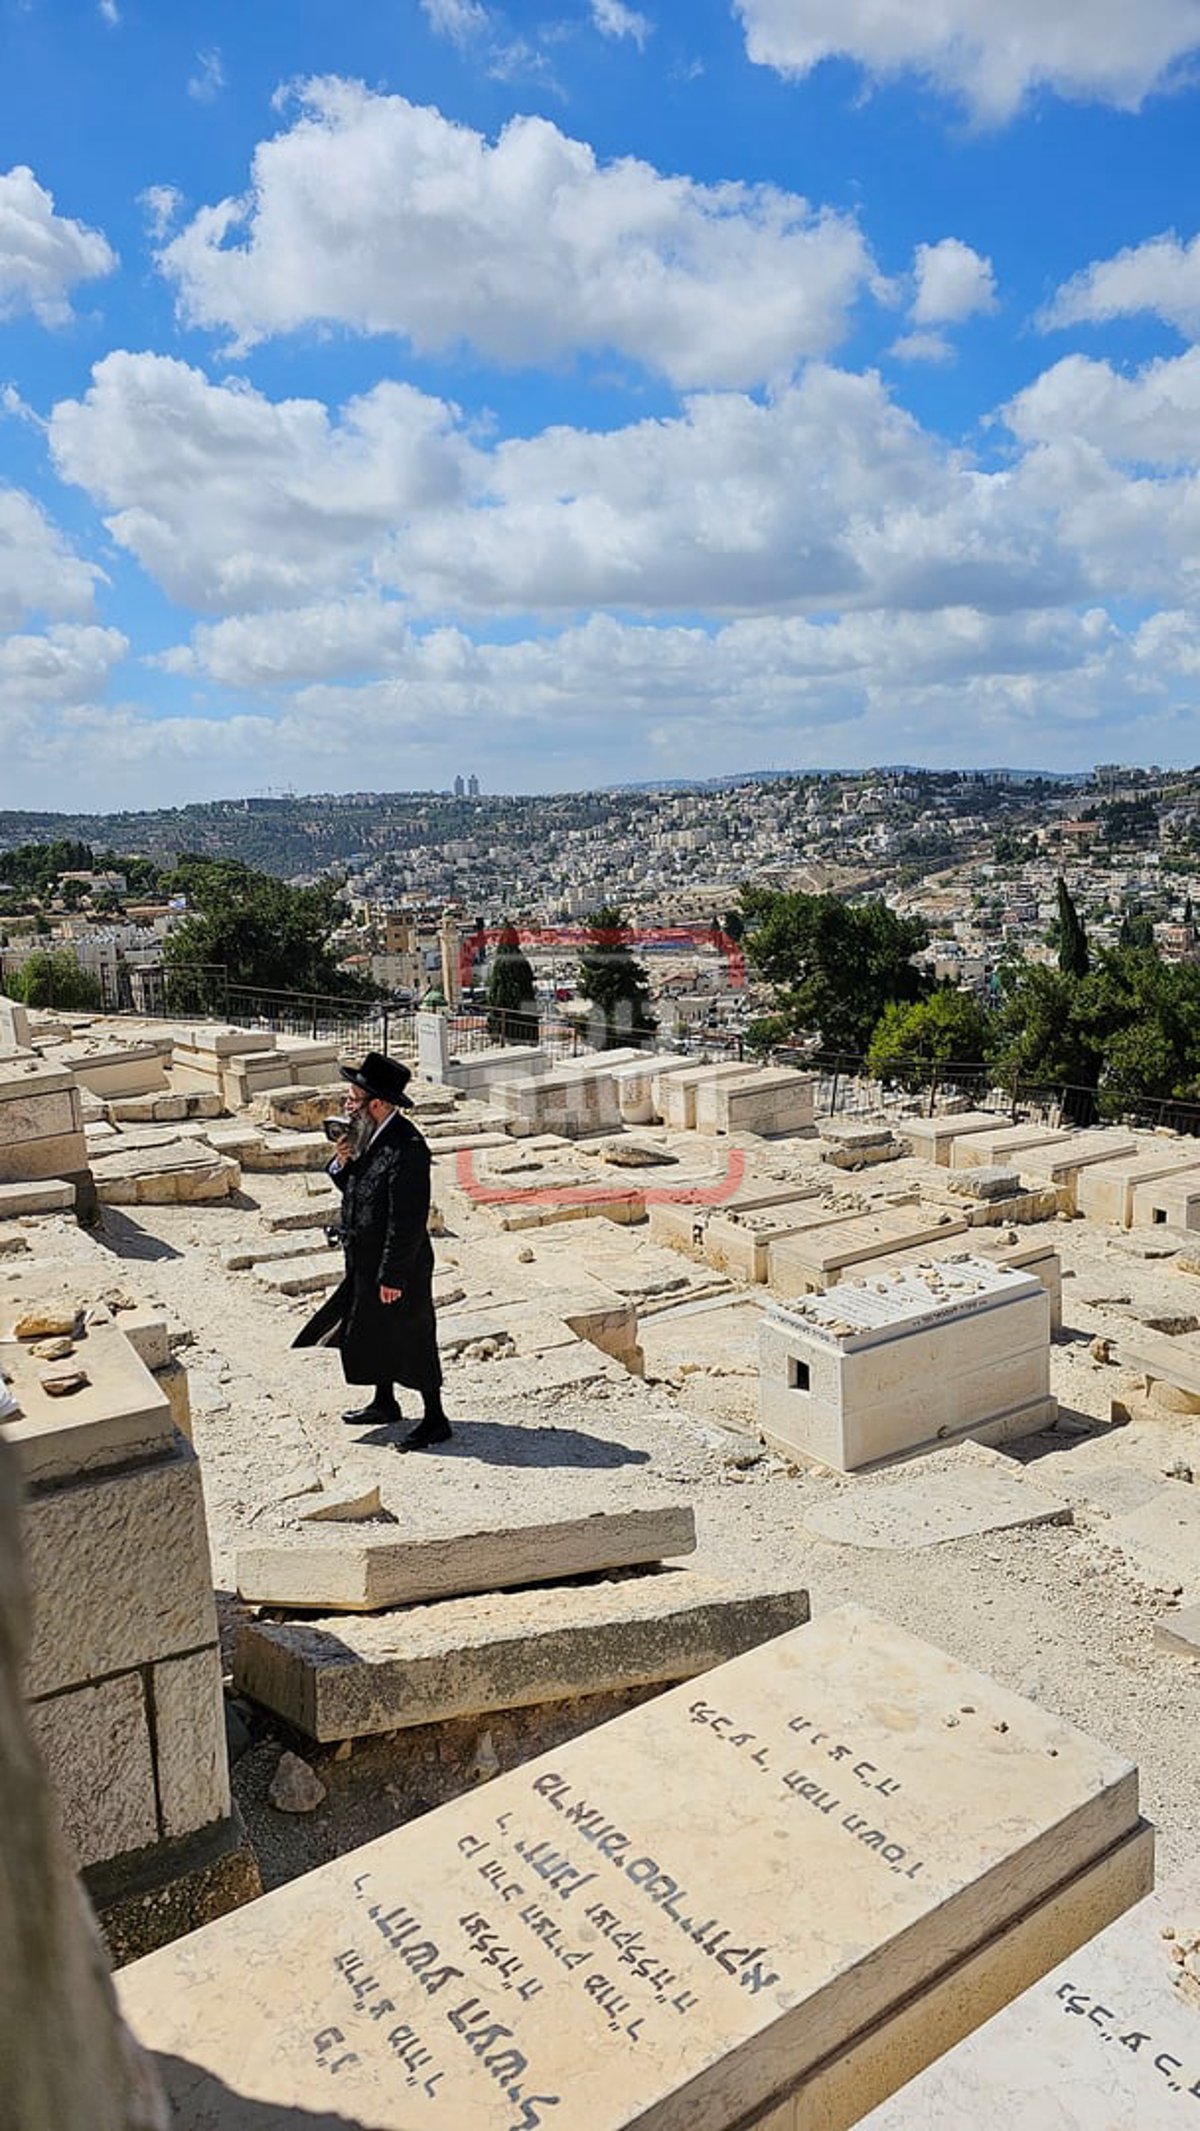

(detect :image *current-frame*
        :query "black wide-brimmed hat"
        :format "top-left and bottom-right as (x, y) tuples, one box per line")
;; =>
(340, 1052), (413, 1108)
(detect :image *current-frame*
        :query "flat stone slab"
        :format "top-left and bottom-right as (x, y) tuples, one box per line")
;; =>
(858, 1863), (1200, 2129)
(1120, 1326), (1200, 1396)
(240, 1130), (331, 1171)
(91, 1141), (240, 1204)
(769, 1208), (968, 1291)
(262, 1201), (339, 1233)
(124, 1603), (1149, 2130)
(233, 1570), (811, 1740)
(0, 1178), (74, 1218)
(0, 1320), (175, 1485)
(255, 1248), (343, 1296)
(1153, 1600), (1200, 1657)
(223, 1236), (332, 1272)
(1105, 1491), (1200, 1596)
(798, 1444), (1071, 1550)
(236, 1504), (698, 1612)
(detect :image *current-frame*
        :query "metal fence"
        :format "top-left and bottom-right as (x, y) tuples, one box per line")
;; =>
(803, 1050), (1200, 1138)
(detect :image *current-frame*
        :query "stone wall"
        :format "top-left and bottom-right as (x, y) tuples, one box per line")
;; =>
(2, 1309), (259, 1959)
(0, 1431), (168, 2130)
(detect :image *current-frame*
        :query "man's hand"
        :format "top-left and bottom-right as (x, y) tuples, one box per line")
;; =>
(380, 1284), (403, 1304)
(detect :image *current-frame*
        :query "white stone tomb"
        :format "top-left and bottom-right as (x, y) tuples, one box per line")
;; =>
(759, 1255), (1056, 1472)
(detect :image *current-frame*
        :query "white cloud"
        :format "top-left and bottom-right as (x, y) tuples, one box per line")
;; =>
(156, 79), (873, 385)
(420, 0), (491, 46)
(734, 0), (1200, 122)
(139, 185), (183, 241)
(51, 351), (1111, 630)
(0, 624), (126, 714)
(0, 165), (116, 326)
(158, 594), (417, 688)
(1004, 348), (1200, 467)
(49, 353), (472, 610)
(98, 0), (120, 24)
(592, 0), (652, 50)
(0, 484), (104, 628)
(0, 623), (126, 767)
(129, 602), (1162, 802)
(1043, 230), (1200, 339)
(911, 237), (997, 323)
(188, 48), (225, 103)
(889, 330), (954, 364)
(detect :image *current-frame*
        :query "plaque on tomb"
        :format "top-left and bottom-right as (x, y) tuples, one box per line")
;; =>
(120, 1604), (1151, 2131)
(858, 1862), (1200, 2128)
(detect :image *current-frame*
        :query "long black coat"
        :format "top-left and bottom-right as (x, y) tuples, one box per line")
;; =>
(293, 1111), (441, 1392)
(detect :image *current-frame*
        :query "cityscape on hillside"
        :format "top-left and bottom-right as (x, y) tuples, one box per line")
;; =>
(2, 764), (1199, 1048)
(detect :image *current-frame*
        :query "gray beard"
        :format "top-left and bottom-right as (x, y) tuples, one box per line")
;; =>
(346, 1110), (374, 1157)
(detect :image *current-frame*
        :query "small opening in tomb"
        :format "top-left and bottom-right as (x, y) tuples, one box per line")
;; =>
(788, 1356), (811, 1393)
(1152, 1207), (1167, 1224)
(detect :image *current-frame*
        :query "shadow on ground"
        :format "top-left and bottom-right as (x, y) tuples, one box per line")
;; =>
(1004, 1405), (1125, 1465)
(353, 1415), (650, 1468)
(92, 1208), (183, 1261)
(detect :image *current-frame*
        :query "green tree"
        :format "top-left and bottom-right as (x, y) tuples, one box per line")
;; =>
(486, 923), (539, 1044)
(0, 840), (93, 897)
(1076, 950), (1200, 1106)
(164, 858), (366, 998)
(1055, 877), (1089, 978)
(866, 987), (991, 1089)
(740, 888), (929, 1055)
(1118, 910), (1156, 950)
(4, 950), (102, 1010)
(990, 964), (1100, 1094)
(578, 907), (657, 1050)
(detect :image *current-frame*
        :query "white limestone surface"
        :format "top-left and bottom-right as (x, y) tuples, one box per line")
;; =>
(857, 1863), (1200, 2129)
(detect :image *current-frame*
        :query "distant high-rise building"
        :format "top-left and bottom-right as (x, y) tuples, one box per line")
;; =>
(468, 773), (480, 797)
(454, 775), (465, 798)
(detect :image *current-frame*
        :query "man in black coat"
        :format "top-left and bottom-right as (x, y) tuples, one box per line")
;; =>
(294, 1052), (449, 1450)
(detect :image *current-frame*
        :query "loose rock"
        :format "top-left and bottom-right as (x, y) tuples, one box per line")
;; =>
(268, 1750), (326, 1813)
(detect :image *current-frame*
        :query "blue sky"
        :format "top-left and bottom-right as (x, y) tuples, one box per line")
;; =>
(2, 0), (1200, 808)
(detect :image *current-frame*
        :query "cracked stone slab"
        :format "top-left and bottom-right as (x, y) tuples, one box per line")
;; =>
(236, 1501), (697, 1612)
(233, 1568), (810, 1739)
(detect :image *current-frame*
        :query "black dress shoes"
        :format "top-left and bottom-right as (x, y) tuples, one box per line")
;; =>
(342, 1402), (400, 1426)
(398, 1414), (452, 1451)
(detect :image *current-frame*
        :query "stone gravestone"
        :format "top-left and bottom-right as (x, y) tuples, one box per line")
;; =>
(417, 1011), (452, 1084)
(0, 1432), (167, 2131)
(0, 994), (31, 1053)
(857, 1861), (1200, 2128)
(119, 1604), (1151, 2131)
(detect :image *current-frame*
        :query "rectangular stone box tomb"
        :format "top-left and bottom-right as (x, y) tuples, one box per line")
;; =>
(659, 1061), (766, 1132)
(693, 1068), (815, 1138)
(760, 1255), (1055, 1472)
(120, 1603), (1151, 2131)
(902, 1110), (1007, 1166)
(950, 1122), (1069, 1171)
(1131, 1169), (1200, 1233)
(1077, 1147), (1200, 1229)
